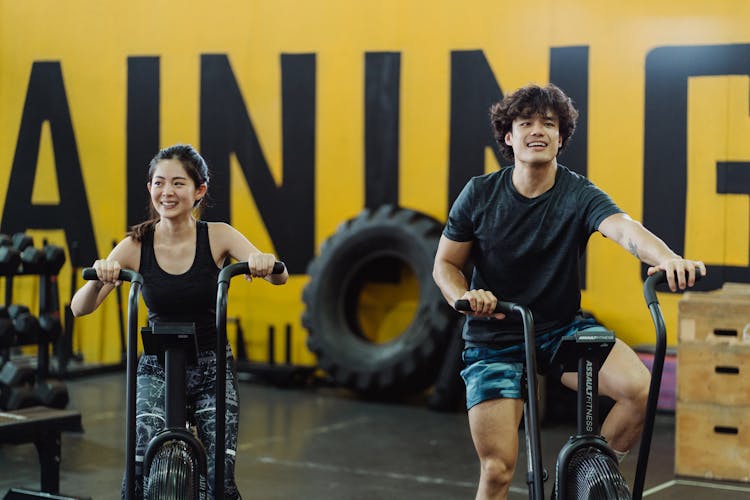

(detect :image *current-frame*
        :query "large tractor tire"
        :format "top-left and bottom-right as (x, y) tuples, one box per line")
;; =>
(302, 205), (456, 396)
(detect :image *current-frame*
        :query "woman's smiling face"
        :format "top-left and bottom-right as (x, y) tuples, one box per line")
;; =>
(147, 158), (206, 219)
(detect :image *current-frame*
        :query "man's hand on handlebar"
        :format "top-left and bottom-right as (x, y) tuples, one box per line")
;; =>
(456, 289), (506, 320)
(647, 259), (706, 292)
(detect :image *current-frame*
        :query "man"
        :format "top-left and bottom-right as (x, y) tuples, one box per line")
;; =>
(432, 83), (705, 500)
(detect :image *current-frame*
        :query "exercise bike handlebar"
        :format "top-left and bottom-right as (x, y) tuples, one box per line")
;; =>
(81, 267), (142, 500)
(454, 298), (545, 500)
(218, 260), (286, 284)
(643, 271), (666, 307)
(644, 268), (703, 304)
(82, 267), (143, 285)
(214, 260), (285, 498)
(632, 269), (702, 500)
(454, 298), (517, 315)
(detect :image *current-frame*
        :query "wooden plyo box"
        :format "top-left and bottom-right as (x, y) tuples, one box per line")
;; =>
(675, 402), (750, 482)
(678, 283), (750, 345)
(677, 342), (750, 406)
(676, 284), (750, 482)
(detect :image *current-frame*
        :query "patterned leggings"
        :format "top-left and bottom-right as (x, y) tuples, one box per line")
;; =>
(123, 346), (242, 499)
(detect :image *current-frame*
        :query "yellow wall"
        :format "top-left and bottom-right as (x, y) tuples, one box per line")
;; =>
(1, 0), (749, 364)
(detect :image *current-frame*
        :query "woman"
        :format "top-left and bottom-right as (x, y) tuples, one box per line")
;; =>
(71, 143), (288, 499)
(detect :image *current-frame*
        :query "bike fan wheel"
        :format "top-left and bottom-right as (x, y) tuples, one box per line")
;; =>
(565, 447), (631, 499)
(145, 440), (201, 500)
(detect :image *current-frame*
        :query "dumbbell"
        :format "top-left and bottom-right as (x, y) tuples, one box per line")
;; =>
(11, 233), (33, 252)
(43, 244), (66, 275)
(35, 378), (69, 408)
(39, 313), (62, 342)
(0, 360), (36, 386)
(0, 246), (21, 275)
(0, 355), (70, 409)
(7, 304), (39, 345)
(19, 246), (45, 274)
(10, 233), (46, 274)
(0, 361), (40, 410)
(0, 381), (41, 410)
(0, 308), (15, 348)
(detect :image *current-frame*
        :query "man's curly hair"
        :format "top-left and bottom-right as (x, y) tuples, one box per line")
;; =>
(489, 83), (579, 161)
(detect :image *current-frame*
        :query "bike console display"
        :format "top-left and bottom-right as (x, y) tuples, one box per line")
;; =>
(140, 322), (198, 365)
(550, 327), (615, 373)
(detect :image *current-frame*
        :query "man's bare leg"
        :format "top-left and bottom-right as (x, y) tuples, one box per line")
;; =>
(467, 398), (525, 500)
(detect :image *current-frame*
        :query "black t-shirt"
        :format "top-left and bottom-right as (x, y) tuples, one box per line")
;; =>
(443, 165), (622, 348)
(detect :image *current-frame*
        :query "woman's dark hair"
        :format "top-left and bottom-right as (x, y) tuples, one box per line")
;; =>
(489, 83), (579, 161)
(128, 144), (211, 241)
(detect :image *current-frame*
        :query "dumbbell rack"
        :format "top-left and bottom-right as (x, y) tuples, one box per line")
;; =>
(0, 233), (69, 411)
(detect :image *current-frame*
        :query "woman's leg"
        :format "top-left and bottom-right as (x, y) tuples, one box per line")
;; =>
(122, 354), (167, 499)
(190, 346), (242, 500)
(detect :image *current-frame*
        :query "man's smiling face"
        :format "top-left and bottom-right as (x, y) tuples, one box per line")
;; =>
(504, 110), (562, 168)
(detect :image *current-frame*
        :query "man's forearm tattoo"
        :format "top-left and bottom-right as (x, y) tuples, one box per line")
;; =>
(627, 239), (640, 259)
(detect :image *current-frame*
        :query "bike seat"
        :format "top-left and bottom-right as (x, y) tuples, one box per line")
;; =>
(550, 327), (615, 373)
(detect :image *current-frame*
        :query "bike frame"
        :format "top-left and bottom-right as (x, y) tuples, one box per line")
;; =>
(454, 270), (680, 500)
(215, 261), (285, 499)
(82, 268), (141, 500)
(140, 322), (207, 494)
(85, 261), (284, 499)
(552, 328), (618, 498)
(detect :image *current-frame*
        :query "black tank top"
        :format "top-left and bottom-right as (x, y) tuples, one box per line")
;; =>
(140, 220), (221, 352)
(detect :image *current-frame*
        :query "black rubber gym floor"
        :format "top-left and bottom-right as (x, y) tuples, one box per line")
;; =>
(1, 373), (748, 499)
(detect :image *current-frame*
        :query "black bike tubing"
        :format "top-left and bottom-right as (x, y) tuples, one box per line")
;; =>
(523, 400), (533, 492)
(114, 241), (127, 365)
(215, 262), (246, 499)
(215, 261), (285, 497)
(82, 268), (142, 500)
(518, 304), (544, 500)
(632, 271), (668, 500)
(633, 269), (702, 499)
(215, 277), (229, 500)
(453, 299), (544, 500)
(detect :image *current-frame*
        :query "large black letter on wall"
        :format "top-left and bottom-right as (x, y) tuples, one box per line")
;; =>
(551, 46), (589, 178)
(644, 44), (750, 289)
(200, 54), (315, 274)
(1, 62), (97, 266)
(551, 46), (590, 288)
(365, 52), (400, 209)
(447, 50), (504, 209)
(127, 57), (160, 230)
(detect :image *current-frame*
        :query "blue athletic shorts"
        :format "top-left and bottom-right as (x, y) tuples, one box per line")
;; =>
(461, 318), (600, 409)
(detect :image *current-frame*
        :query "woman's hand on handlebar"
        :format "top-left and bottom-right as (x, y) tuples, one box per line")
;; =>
(71, 259), (123, 316)
(92, 259), (123, 287)
(245, 252), (281, 282)
(457, 289), (506, 320)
